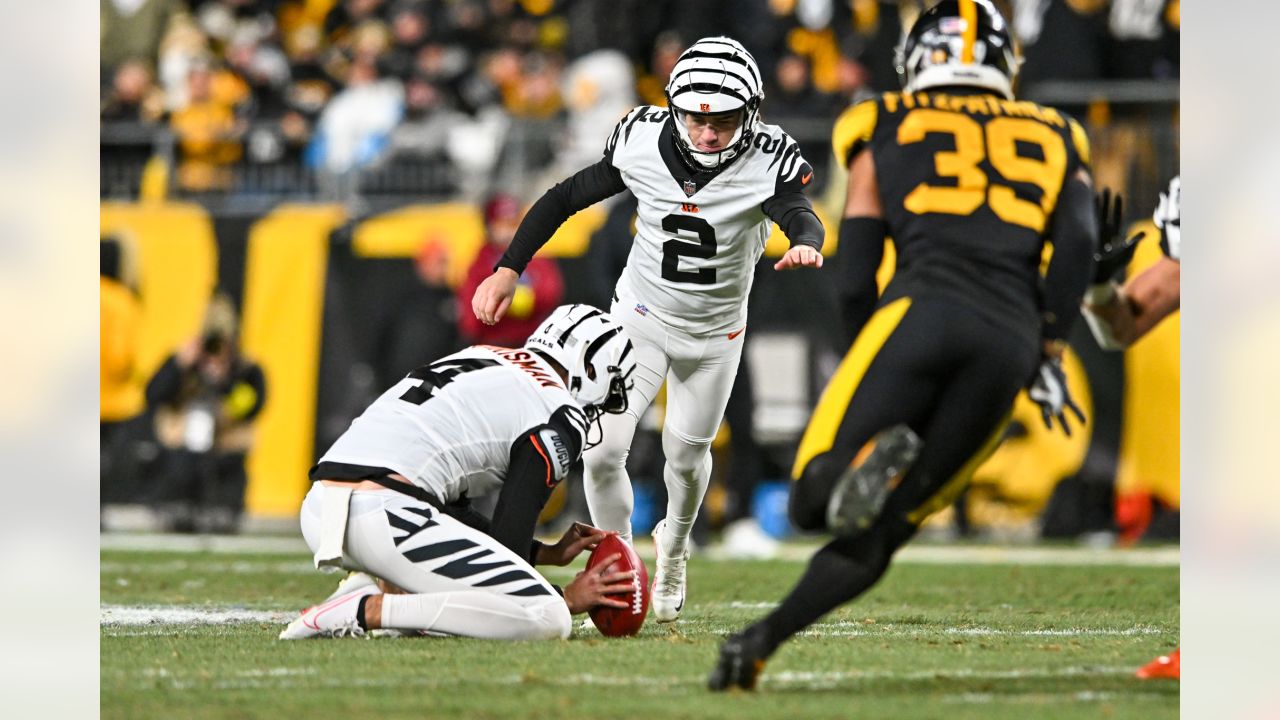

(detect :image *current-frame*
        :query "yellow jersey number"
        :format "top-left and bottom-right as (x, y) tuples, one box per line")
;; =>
(897, 110), (1068, 233)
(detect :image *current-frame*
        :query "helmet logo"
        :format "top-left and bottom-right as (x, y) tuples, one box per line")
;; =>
(699, 103), (710, 112)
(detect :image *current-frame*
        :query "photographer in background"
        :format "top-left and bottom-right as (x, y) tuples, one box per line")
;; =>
(145, 293), (266, 534)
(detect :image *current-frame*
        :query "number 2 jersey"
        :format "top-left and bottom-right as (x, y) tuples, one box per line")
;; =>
(833, 90), (1092, 346)
(496, 106), (821, 337)
(311, 345), (589, 505)
(606, 106), (814, 335)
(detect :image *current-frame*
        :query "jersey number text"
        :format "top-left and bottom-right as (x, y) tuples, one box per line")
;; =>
(661, 214), (718, 284)
(399, 358), (499, 405)
(897, 110), (1068, 232)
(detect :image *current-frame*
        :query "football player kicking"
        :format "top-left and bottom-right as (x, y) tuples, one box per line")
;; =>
(709, 0), (1099, 689)
(472, 36), (826, 623)
(1085, 177), (1181, 680)
(280, 304), (639, 641)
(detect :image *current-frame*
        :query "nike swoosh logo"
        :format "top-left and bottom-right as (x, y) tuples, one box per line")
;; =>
(801, 172), (813, 185)
(727, 328), (745, 340)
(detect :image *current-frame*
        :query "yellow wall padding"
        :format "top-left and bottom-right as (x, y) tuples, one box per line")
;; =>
(1117, 224), (1180, 507)
(99, 202), (219, 394)
(352, 203), (606, 288)
(241, 204), (346, 517)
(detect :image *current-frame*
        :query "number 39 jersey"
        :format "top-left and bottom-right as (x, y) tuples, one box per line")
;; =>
(605, 106), (812, 335)
(832, 91), (1091, 342)
(314, 346), (588, 505)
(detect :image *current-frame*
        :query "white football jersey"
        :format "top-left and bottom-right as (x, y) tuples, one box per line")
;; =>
(316, 346), (588, 504)
(605, 106), (812, 335)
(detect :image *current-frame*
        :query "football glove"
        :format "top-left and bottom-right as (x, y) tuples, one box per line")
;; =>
(1092, 188), (1142, 284)
(1154, 176), (1180, 261)
(1028, 357), (1086, 437)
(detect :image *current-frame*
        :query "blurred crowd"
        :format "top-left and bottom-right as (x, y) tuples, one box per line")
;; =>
(101, 0), (1179, 196)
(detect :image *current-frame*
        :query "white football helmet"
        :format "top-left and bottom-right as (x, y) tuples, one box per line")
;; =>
(525, 304), (635, 418)
(664, 36), (763, 170)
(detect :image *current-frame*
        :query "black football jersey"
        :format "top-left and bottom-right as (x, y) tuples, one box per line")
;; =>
(832, 90), (1091, 342)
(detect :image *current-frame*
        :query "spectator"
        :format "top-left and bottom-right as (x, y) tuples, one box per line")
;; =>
(458, 194), (564, 347)
(101, 235), (145, 505)
(377, 238), (461, 387)
(101, 59), (166, 123)
(102, 0), (192, 74)
(145, 293), (266, 533)
(309, 60), (404, 175)
(635, 31), (684, 108)
(387, 75), (463, 165)
(170, 59), (245, 190)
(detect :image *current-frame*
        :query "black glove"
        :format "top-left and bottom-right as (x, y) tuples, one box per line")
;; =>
(1091, 188), (1142, 284)
(1027, 357), (1086, 437)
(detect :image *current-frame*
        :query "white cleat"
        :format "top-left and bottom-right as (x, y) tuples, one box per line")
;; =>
(279, 585), (378, 640)
(322, 571), (379, 603)
(650, 519), (688, 623)
(721, 518), (780, 560)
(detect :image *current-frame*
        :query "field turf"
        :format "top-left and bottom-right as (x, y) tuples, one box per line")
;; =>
(101, 538), (1178, 719)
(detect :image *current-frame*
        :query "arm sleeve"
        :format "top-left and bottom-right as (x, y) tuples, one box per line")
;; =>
(835, 217), (888, 348)
(762, 190), (824, 252)
(144, 356), (184, 407)
(1042, 175), (1099, 342)
(487, 408), (585, 562)
(495, 159), (628, 274)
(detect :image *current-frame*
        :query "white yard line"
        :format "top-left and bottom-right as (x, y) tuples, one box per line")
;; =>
(101, 605), (290, 626)
(101, 532), (1178, 567)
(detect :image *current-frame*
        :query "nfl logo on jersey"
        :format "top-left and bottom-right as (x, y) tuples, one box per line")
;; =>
(682, 179), (697, 197)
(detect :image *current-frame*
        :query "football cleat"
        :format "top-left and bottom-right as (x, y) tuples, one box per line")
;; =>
(321, 571), (379, 603)
(1135, 648), (1180, 680)
(826, 425), (922, 536)
(708, 627), (771, 691)
(279, 585), (378, 640)
(651, 519), (688, 623)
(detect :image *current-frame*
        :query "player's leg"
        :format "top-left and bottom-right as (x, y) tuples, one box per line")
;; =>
(711, 304), (1038, 689)
(788, 298), (934, 531)
(581, 306), (670, 544)
(649, 329), (743, 621)
(285, 486), (571, 641)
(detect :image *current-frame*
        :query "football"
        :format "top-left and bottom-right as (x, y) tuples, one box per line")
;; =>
(586, 533), (650, 637)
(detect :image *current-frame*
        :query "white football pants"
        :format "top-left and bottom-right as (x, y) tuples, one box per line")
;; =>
(582, 299), (744, 553)
(300, 484), (571, 640)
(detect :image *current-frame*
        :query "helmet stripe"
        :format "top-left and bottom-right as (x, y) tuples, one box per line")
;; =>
(669, 65), (755, 95)
(960, 0), (978, 64)
(670, 82), (748, 104)
(676, 50), (761, 86)
(583, 326), (623, 365)
(556, 307), (604, 346)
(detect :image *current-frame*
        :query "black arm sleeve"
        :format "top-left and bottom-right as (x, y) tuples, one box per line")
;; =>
(144, 356), (184, 407)
(835, 217), (888, 349)
(487, 409), (585, 563)
(762, 191), (824, 252)
(495, 159), (628, 274)
(1042, 176), (1099, 342)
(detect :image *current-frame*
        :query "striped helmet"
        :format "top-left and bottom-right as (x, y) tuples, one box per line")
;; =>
(525, 304), (635, 418)
(895, 0), (1019, 100)
(664, 36), (763, 170)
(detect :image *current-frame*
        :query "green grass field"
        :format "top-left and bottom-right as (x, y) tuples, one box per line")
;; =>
(101, 539), (1178, 719)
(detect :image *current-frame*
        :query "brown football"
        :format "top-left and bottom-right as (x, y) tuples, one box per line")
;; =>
(586, 533), (650, 637)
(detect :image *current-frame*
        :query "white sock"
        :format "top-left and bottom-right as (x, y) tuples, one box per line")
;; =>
(379, 591), (570, 641)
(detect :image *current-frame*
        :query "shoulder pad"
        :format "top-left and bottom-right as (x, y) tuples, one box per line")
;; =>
(832, 98), (879, 169)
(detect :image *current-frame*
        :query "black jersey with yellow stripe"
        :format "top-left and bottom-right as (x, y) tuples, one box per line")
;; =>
(832, 89), (1091, 345)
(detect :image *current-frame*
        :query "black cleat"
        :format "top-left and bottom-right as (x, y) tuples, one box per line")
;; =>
(826, 425), (922, 536)
(708, 629), (770, 692)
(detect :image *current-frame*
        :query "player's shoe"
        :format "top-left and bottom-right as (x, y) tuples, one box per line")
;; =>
(278, 585), (378, 640)
(1135, 648), (1180, 680)
(321, 571), (379, 603)
(651, 519), (688, 623)
(721, 518), (780, 560)
(826, 425), (922, 536)
(708, 626), (771, 691)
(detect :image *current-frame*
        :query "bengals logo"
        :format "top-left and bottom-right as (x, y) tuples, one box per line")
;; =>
(700, 103), (710, 112)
